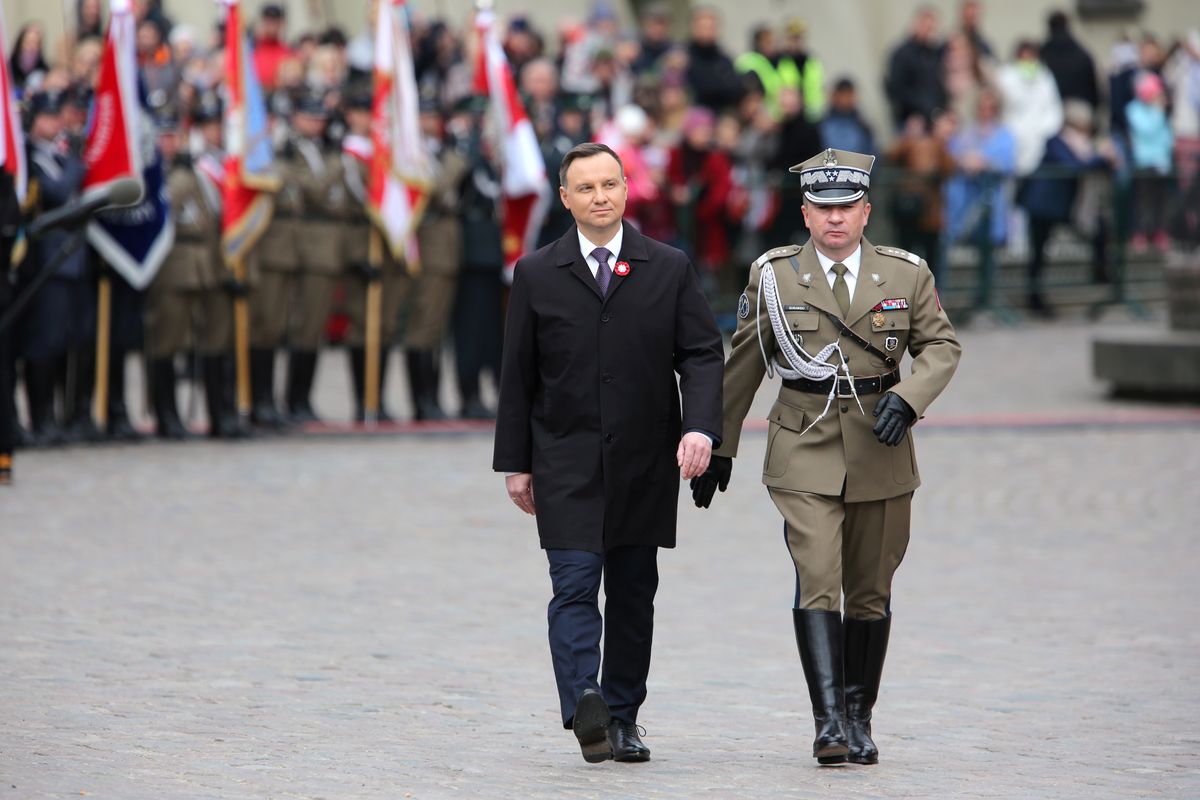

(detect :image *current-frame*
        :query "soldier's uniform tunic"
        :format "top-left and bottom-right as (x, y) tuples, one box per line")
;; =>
(715, 240), (960, 617)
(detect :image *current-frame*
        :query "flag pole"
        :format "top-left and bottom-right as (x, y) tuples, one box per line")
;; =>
(363, 227), (383, 425)
(93, 268), (112, 426)
(232, 256), (251, 415)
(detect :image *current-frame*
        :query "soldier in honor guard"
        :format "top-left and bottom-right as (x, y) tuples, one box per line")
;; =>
(692, 148), (961, 766)
(277, 90), (345, 424)
(403, 98), (467, 421)
(20, 90), (94, 448)
(188, 95), (252, 439)
(338, 86), (402, 422)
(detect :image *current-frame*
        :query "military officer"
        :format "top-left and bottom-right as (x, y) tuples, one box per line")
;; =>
(277, 91), (345, 424)
(692, 148), (960, 766)
(337, 87), (404, 422)
(187, 96), (252, 439)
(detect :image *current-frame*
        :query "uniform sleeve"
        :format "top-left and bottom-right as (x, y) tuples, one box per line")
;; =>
(34, 157), (85, 207)
(713, 261), (770, 459)
(673, 254), (725, 445)
(888, 264), (961, 418)
(492, 263), (538, 473)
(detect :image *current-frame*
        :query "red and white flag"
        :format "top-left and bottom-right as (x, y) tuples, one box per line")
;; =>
(0, 1), (26, 203)
(220, 0), (278, 264)
(369, 0), (430, 268)
(473, 7), (549, 282)
(82, 0), (139, 194)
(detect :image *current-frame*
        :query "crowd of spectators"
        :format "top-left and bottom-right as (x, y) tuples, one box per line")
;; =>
(8, 0), (1200, 317)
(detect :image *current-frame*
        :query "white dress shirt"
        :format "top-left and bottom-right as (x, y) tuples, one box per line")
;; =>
(578, 226), (624, 278)
(814, 244), (863, 304)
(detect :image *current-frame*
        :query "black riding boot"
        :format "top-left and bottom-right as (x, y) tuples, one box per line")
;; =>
(150, 357), (191, 440)
(285, 350), (321, 424)
(406, 349), (446, 421)
(106, 350), (144, 441)
(843, 615), (891, 765)
(203, 354), (249, 439)
(250, 347), (285, 430)
(62, 349), (102, 443)
(349, 346), (394, 423)
(24, 358), (65, 447)
(793, 609), (849, 764)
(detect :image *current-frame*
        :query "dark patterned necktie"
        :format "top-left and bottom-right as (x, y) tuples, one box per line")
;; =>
(591, 247), (613, 296)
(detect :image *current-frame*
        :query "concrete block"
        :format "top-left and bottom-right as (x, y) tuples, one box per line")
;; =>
(1093, 329), (1200, 398)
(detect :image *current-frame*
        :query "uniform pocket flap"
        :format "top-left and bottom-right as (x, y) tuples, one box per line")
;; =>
(787, 312), (821, 331)
(874, 311), (911, 331)
(768, 400), (807, 432)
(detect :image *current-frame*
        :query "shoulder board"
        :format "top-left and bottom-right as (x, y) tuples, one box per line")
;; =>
(754, 244), (802, 268)
(875, 245), (922, 266)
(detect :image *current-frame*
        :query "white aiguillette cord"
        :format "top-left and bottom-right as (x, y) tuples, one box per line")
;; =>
(755, 261), (864, 436)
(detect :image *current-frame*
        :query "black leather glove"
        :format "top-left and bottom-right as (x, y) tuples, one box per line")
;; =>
(872, 392), (916, 447)
(690, 455), (732, 509)
(351, 260), (382, 283)
(221, 275), (249, 298)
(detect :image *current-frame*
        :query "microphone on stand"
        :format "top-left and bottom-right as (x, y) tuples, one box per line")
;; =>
(24, 177), (145, 240)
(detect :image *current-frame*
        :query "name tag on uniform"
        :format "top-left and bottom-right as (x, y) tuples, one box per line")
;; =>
(783, 304), (810, 312)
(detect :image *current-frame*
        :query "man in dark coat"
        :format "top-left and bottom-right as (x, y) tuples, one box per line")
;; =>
(1040, 11), (1100, 111)
(883, 7), (946, 130)
(493, 142), (723, 764)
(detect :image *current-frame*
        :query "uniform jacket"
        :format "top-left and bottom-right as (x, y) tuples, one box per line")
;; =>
(493, 222), (725, 553)
(154, 156), (223, 291)
(259, 147), (303, 273)
(714, 238), (960, 502)
(27, 140), (89, 281)
(416, 143), (468, 278)
(288, 137), (349, 275)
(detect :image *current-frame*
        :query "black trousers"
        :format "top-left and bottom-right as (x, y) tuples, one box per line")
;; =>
(452, 269), (502, 401)
(0, 280), (13, 455)
(545, 546), (659, 729)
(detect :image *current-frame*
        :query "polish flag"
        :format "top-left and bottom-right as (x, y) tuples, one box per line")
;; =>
(82, 0), (139, 194)
(473, 7), (549, 282)
(220, 0), (278, 264)
(369, 0), (430, 268)
(0, 2), (26, 202)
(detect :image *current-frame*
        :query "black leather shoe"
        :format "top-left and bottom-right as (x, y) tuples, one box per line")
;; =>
(607, 721), (650, 763)
(572, 689), (612, 763)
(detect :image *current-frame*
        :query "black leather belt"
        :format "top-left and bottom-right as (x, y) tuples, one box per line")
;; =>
(784, 371), (899, 398)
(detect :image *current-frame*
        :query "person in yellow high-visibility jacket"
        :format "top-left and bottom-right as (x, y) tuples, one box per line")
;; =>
(737, 22), (825, 121)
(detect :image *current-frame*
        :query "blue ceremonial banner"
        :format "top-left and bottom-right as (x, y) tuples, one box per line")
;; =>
(89, 145), (174, 290)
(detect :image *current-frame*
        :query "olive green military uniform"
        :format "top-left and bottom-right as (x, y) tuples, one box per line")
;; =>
(146, 153), (231, 358)
(251, 156), (302, 351)
(288, 136), (349, 349)
(716, 239), (960, 617)
(403, 146), (467, 350)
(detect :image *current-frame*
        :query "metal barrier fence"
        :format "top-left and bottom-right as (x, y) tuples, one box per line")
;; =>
(690, 163), (1189, 328)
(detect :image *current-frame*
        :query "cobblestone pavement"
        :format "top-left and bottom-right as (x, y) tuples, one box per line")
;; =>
(3, 321), (1199, 799)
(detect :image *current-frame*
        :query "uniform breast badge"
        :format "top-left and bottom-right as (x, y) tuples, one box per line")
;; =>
(872, 312), (887, 329)
(885, 336), (899, 352)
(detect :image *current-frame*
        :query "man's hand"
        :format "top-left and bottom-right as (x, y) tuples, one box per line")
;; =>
(677, 432), (712, 480)
(505, 473), (536, 515)
(872, 393), (916, 447)
(690, 455), (732, 508)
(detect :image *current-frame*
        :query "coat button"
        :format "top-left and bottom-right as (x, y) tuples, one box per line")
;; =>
(840, 404), (849, 413)
(601, 373), (613, 383)
(601, 313), (610, 322)
(605, 434), (614, 443)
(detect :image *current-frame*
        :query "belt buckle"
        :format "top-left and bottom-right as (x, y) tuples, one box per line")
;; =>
(836, 376), (855, 398)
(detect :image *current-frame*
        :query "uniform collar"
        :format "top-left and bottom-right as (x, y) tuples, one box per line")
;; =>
(813, 242), (862, 279)
(578, 225), (623, 262)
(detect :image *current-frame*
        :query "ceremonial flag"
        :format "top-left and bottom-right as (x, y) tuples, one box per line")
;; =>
(368, 0), (430, 266)
(220, 0), (277, 264)
(473, 6), (550, 281)
(0, 1), (26, 204)
(83, 0), (173, 290)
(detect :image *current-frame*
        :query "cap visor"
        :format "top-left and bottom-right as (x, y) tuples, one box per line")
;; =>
(803, 189), (866, 205)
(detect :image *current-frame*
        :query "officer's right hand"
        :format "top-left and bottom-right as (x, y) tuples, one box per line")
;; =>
(221, 275), (249, 298)
(352, 260), (382, 283)
(690, 455), (732, 509)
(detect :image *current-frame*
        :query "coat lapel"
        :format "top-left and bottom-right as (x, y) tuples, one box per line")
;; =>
(845, 240), (888, 327)
(794, 244), (841, 316)
(555, 226), (602, 300)
(602, 221), (648, 306)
